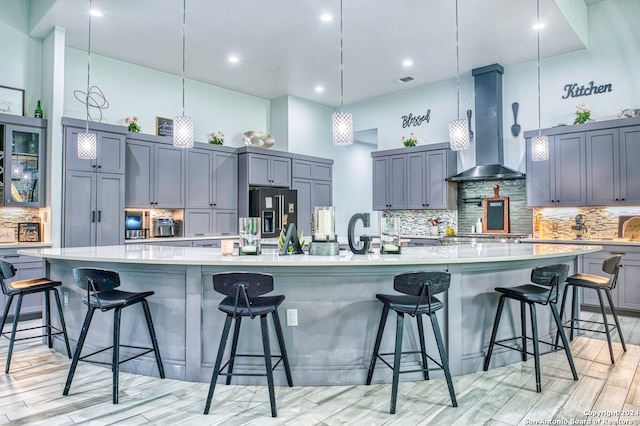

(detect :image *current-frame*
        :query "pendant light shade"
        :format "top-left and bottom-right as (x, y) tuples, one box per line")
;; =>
(532, 0), (549, 161)
(531, 135), (549, 161)
(174, 0), (194, 149)
(448, 0), (469, 151)
(77, 0), (97, 160)
(449, 118), (470, 151)
(333, 0), (352, 146)
(332, 111), (353, 146)
(77, 132), (97, 159)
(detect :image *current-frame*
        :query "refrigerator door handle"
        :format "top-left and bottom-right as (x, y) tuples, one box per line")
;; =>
(276, 195), (284, 232)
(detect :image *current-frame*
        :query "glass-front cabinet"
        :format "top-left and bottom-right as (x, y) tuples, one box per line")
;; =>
(1, 124), (45, 206)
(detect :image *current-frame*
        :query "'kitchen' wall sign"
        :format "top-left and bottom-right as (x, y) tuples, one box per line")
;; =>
(562, 81), (613, 99)
(401, 110), (431, 128)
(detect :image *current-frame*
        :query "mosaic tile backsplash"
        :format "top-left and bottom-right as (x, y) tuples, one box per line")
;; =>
(0, 208), (44, 241)
(384, 209), (457, 236)
(534, 206), (640, 240)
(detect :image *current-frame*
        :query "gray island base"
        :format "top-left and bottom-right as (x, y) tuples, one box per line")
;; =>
(20, 243), (601, 386)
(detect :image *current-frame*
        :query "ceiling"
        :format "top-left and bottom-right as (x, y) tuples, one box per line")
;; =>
(28, 0), (596, 107)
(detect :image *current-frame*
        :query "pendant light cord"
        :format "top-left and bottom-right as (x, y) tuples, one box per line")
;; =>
(85, 0), (92, 133)
(181, 0), (186, 117)
(455, 0), (460, 120)
(339, 0), (344, 112)
(537, 0), (542, 137)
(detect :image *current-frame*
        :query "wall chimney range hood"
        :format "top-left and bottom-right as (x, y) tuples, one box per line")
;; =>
(447, 64), (525, 182)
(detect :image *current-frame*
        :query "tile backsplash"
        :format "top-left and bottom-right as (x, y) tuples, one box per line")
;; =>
(0, 207), (44, 242)
(534, 206), (640, 240)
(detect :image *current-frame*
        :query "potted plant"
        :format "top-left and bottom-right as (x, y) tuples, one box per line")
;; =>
(401, 133), (418, 147)
(574, 104), (592, 124)
(208, 131), (224, 145)
(125, 116), (141, 133)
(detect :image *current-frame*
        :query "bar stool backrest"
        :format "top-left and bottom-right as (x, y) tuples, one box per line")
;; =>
(73, 268), (121, 292)
(0, 260), (17, 295)
(602, 255), (622, 290)
(213, 272), (274, 319)
(531, 263), (569, 304)
(394, 271), (450, 315)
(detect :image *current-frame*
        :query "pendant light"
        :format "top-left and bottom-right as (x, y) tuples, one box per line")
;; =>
(173, 0), (194, 149)
(531, 0), (549, 161)
(332, 0), (353, 146)
(449, 0), (470, 151)
(77, 0), (97, 160)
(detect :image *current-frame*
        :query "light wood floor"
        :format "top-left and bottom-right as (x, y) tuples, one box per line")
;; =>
(2, 312), (640, 425)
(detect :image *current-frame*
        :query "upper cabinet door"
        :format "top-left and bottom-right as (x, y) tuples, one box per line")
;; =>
(586, 129), (620, 206)
(526, 137), (555, 207)
(4, 124), (45, 206)
(153, 144), (185, 208)
(97, 132), (126, 174)
(269, 156), (292, 187)
(247, 153), (271, 185)
(554, 133), (587, 206)
(425, 150), (448, 210)
(65, 126), (96, 172)
(124, 140), (154, 208)
(388, 155), (407, 209)
(186, 149), (213, 208)
(213, 152), (237, 209)
(372, 157), (390, 210)
(406, 152), (427, 209)
(620, 126), (640, 205)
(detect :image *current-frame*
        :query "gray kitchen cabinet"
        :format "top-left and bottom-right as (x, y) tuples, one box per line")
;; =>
(372, 154), (407, 210)
(186, 146), (237, 210)
(63, 171), (125, 247)
(525, 117), (640, 208)
(291, 158), (333, 235)
(192, 239), (222, 248)
(246, 153), (291, 187)
(580, 248), (640, 313)
(125, 137), (185, 208)
(407, 239), (440, 247)
(2, 122), (45, 207)
(184, 209), (237, 237)
(62, 119), (127, 248)
(406, 149), (456, 210)
(526, 133), (587, 207)
(64, 125), (126, 174)
(586, 126), (640, 206)
(0, 250), (46, 319)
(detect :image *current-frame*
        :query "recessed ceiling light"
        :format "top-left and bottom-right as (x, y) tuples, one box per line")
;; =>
(89, 9), (102, 17)
(228, 55), (239, 63)
(533, 22), (545, 30)
(320, 14), (333, 22)
(315, 86), (324, 93)
(402, 59), (414, 67)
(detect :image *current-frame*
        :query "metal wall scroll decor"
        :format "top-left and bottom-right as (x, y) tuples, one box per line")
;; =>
(401, 110), (431, 128)
(562, 81), (613, 99)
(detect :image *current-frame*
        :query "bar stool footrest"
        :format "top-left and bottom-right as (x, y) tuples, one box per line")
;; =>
(78, 344), (155, 366)
(1, 325), (67, 343)
(493, 335), (567, 357)
(376, 350), (445, 373)
(563, 318), (618, 335)
(219, 353), (285, 376)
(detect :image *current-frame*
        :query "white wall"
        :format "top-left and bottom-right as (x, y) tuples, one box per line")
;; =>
(63, 48), (271, 147)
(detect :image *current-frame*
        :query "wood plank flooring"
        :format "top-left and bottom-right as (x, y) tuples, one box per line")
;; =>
(1, 312), (640, 425)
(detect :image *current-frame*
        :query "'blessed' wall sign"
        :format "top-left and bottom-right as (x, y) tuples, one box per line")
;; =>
(401, 110), (431, 128)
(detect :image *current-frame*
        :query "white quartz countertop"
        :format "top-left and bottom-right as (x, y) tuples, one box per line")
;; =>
(18, 243), (602, 267)
(524, 238), (640, 247)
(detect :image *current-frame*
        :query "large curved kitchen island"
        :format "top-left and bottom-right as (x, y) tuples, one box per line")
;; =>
(20, 243), (601, 386)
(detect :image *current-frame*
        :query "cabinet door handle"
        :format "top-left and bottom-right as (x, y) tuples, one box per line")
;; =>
(97, 165), (102, 169)
(611, 252), (626, 255)
(2, 254), (20, 258)
(615, 198), (620, 201)
(92, 165), (97, 168)
(97, 211), (102, 222)
(91, 211), (96, 222)
(621, 198), (626, 201)
(195, 233), (205, 236)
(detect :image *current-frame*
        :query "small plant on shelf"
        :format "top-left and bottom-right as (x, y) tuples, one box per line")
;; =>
(402, 133), (418, 147)
(208, 131), (225, 145)
(125, 116), (141, 133)
(574, 104), (591, 124)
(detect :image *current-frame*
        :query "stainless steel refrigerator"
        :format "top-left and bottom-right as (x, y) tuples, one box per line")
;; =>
(249, 188), (298, 238)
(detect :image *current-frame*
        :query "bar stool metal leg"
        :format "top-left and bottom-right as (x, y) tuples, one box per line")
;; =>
(45, 290), (52, 347)
(571, 287), (578, 340)
(226, 316), (242, 385)
(113, 308), (122, 404)
(204, 314), (233, 415)
(605, 288), (627, 353)
(6, 294), (23, 373)
(416, 314), (430, 380)
(366, 304), (390, 385)
(64, 308), (96, 396)
(52, 289), (72, 358)
(390, 312), (405, 415)
(484, 295), (506, 371)
(0, 295), (12, 337)
(141, 300), (165, 378)
(260, 314), (277, 418)
(550, 303), (578, 381)
(529, 303), (541, 392)
(521, 301), (527, 362)
(431, 313), (457, 407)
(272, 309), (293, 387)
(595, 288), (616, 363)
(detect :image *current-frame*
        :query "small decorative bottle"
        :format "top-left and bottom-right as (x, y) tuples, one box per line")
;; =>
(476, 218), (483, 234)
(34, 100), (43, 118)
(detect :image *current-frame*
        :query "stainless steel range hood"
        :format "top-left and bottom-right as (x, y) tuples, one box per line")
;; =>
(447, 64), (525, 182)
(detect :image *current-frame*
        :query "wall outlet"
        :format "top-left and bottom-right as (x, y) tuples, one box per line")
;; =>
(63, 292), (68, 307)
(286, 309), (298, 327)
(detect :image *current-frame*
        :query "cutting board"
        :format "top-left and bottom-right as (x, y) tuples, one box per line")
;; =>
(618, 216), (640, 237)
(623, 217), (640, 241)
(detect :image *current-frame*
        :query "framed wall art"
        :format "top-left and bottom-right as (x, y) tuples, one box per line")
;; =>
(0, 85), (25, 116)
(17, 222), (41, 242)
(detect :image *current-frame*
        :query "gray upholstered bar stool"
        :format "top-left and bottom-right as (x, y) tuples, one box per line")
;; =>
(366, 271), (457, 414)
(204, 271), (293, 418)
(63, 268), (165, 404)
(556, 255), (627, 364)
(484, 263), (578, 392)
(0, 260), (71, 373)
